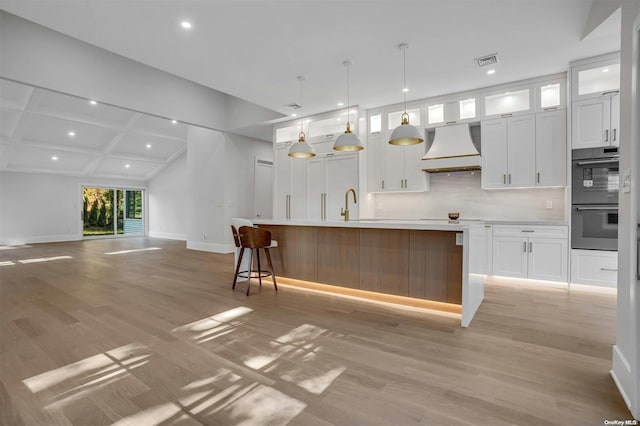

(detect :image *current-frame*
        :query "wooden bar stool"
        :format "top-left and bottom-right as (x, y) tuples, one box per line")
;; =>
(232, 226), (278, 295)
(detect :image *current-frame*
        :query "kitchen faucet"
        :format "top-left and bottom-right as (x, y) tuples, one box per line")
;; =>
(341, 188), (357, 222)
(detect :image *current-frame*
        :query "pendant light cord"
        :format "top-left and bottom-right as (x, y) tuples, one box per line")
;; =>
(298, 76), (304, 138)
(346, 62), (351, 127)
(402, 44), (407, 112)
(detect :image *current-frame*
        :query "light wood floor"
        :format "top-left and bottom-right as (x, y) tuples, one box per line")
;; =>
(0, 237), (631, 425)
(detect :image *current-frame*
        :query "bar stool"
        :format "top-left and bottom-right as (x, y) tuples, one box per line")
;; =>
(232, 226), (278, 295)
(230, 218), (277, 283)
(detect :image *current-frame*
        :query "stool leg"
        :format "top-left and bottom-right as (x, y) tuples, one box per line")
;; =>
(257, 249), (262, 288)
(265, 248), (277, 292)
(246, 250), (254, 296)
(232, 247), (245, 290)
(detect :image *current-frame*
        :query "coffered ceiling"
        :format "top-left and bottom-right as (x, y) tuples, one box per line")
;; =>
(0, 79), (187, 180)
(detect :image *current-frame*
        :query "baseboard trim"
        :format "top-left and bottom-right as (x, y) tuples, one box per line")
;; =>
(0, 234), (82, 245)
(186, 241), (234, 254)
(611, 345), (633, 414)
(148, 232), (186, 241)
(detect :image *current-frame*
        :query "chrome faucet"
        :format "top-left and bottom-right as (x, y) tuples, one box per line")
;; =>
(341, 188), (357, 222)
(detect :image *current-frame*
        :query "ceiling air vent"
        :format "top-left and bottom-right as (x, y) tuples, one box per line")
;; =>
(285, 103), (302, 110)
(475, 53), (498, 67)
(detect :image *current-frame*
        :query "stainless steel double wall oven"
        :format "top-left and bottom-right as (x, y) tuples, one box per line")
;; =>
(571, 147), (619, 251)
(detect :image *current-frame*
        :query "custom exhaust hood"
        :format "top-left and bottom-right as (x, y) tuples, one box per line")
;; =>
(422, 123), (481, 173)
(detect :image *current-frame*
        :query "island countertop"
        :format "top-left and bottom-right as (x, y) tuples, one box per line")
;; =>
(253, 218), (476, 231)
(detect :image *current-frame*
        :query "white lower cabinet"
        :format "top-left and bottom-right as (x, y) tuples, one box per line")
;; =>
(570, 249), (618, 287)
(492, 225), (568, 282)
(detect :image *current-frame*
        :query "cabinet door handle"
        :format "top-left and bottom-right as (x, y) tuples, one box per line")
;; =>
(320, 194), (324, 220)
(543, 106), (558, 111)
(602, 90), (620, 96)
(508, 174), (512, 184)
(501, 113), (513, 118)
(503, 174), (506, 184)
(324, 193), (327, 219)
(605, 129), (609, 142)
(382, 180), (385, 190)
(523, 242), (527, 252)
(529, 242), (533, 253)
(404, 179), (408, 188)
(601, 267), (618, 272)
(613, 128), (617, 142)
(522, 230), (535, 233)
(537, 172), (540, 184)
(446, 120), (457, 125)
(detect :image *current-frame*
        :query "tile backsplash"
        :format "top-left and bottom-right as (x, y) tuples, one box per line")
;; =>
(373, 172), (566, 222)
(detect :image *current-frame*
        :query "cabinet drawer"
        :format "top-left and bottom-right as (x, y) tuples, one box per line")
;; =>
(492, 225), (568, 239)
(570, 249), (618, 287)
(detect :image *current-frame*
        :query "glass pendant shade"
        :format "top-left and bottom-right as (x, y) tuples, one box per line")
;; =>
(288, 132), (316, 158)
(388, 113), (424, 146)
(334, 123), (364, 151)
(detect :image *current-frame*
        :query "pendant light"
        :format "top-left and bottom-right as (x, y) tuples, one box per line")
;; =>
(288, 76), (316, 158)
(333, 60), (364, 152)
(389, 43), (424, 146)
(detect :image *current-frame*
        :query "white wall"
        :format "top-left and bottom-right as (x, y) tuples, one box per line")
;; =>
(0, 171), (144, 245)
(372, 173), (566, 222)
(186, 127), (227, 252)
(184, 128), (274, 253)
(148, 153), (187, 240)
(224, 133), (273, 234)
(613, 0), (640, 419)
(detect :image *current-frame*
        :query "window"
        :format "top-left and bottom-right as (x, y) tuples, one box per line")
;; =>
(126, 190), (143, 219)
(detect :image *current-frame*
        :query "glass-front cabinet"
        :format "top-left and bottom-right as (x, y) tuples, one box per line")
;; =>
(426, 97), (477, 127)
(483, 87), (532, 118)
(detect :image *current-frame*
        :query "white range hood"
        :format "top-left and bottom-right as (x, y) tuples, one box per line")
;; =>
(422, 123), (481, 173)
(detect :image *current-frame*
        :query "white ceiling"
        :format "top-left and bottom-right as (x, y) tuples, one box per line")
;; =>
(0, 0), (621, 119)
(0, 79), (187, 180)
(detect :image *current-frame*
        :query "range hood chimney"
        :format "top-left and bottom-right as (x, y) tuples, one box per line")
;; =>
(422, 123), (481, 173)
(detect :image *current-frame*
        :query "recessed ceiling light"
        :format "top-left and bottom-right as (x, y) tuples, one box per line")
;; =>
(171, 119), (178, 124)
(68, 131), (76, 137)
(145, 144), (152, 149)
(291, 113), (297, 117)
(602, 68), (610, 73)
(51, 156), (58, 161)
(125, 164), (131, 168)
(487, 69), (496, 75)
(181, 21), (192, 29)
(89, 100), (97, 105)
(337, 118), (341, 122)
(402, 87), (409, 92)
(337, 102), (344, 107)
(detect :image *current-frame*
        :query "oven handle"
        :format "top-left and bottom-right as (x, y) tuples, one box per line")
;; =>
(576, 158), (619, 166)
(575, 206), (619, 211)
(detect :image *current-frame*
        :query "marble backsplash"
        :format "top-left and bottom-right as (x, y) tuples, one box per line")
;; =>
(372, 172), (567, 222)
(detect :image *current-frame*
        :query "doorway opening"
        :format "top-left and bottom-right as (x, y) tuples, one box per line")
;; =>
(82, 187), (144, 237)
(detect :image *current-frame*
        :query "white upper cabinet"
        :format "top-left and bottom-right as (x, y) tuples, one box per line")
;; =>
(572, 56), (620, 101)
(482, 111), (565, 189)
(535, 110), (567, 187)
(483, 87), (532, 118)
(536, 78), (566, 112)
(275, 123), (302, 144)
(274, 108), (359, 144)
(572, 93), (619, 148)
(481, 114), (539, 189)
(426, 97), (477, 127)
(388, 108), (422, 130)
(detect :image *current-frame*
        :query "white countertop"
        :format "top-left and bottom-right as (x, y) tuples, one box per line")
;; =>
(253, 218), (568, 231)
(254, 219), (471, 231)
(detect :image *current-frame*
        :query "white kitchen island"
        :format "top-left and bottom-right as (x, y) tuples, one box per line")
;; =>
(253, 219), (487, 327)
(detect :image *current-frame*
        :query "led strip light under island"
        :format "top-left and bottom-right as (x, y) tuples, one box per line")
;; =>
(253, 219), (487, 327)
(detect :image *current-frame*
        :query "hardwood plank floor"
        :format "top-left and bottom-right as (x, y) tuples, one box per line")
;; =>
(0, 237), (631, 425)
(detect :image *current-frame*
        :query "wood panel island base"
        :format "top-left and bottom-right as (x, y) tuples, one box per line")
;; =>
(254, 220), (487, 327)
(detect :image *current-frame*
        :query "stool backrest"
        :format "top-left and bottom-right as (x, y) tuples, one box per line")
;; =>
(231, 218), (255, 248)
(230, 225), (241, 248)
(238, 226), (271, 249)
